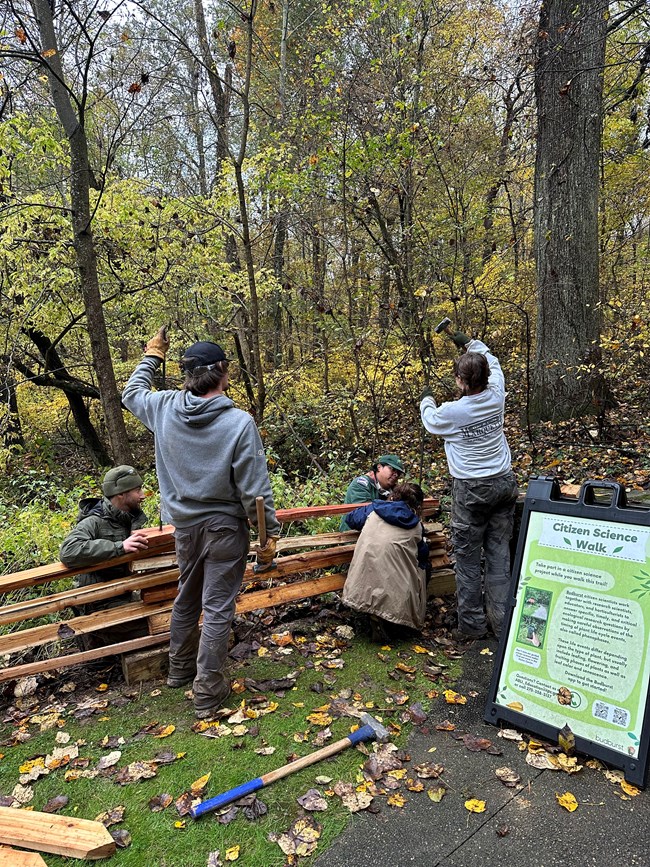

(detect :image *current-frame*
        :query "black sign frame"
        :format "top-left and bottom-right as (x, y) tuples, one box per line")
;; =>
(485, 477), (650, 787)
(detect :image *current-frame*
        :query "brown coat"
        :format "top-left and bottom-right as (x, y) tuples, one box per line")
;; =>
(342, 511), (427, 629)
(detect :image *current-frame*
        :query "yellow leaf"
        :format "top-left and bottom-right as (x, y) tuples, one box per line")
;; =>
(307, 712), (333, 727)
(428, 786), (446, 802)
(621, 781), (640, 797)
(41, 48), (56, 57)
(387, 793), (406, 807)
(96, 683), (109, 692)
(465, 799), (486, 813)
(381, 645), (392, 651)
(257, 647), (269, 657)
(174, 820), (186, 828)
(444, 690), (467, 705)
(387, 768), (407, 779)
(190, 772), (211, 795)
(556, 792), (578, 812)
(412, 645), (429, 654)
(154, 725), (175, 739)
(225, 845), (240, 861)
(507, 701), (523, 711)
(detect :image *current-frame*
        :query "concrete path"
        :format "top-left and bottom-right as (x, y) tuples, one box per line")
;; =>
(315, 638), (648, 867)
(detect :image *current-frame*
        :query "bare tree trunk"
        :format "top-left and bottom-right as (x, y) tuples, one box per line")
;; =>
(532, 0), (608, 420)
(0, 365), (23, 450)
(33, 0), (133, 464)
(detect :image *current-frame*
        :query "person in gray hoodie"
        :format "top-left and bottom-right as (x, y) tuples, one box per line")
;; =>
(122, 329), (280, 718)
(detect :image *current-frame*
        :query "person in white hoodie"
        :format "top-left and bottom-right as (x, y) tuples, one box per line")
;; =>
(123, 330), (280, 717)
(420, 333), (518, 640)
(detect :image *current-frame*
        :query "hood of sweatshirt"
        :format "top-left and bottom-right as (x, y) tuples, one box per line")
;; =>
(372, 499), (420, 529)
(175, 391), (235, 427)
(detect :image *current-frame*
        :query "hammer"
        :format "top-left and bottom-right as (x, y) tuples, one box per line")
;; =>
(190, 712), (390, 819)
(434, 316), (452, 336)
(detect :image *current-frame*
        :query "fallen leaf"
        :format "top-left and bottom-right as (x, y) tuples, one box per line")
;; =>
(463, 734), (492, 751)
(496, 824), (510, 837)
(341, 791), (374, 812)
(413, 762), (444, 779)
(621, 781), (640, 796)
(95, 805), (125, 827)
(148, 793), (173, 812)
(111, 828), (131, 848)
(495, 767), (521, 787)
(427, 785), (447, 802)
(556, 791), (578, 812)
(443, 690), (467, 705)
(465, 798), (486, 813)
(190, 773), (211, 796)
(97, 751), (121, 770)
(154, 725), (176, 739)
(42, 794), (69, 813)
(255, 746), (276, 755)
(174, 820), (186, 829)
(207, 851), (223, 866)
(435, 720), (455, 731)
(497, 728), (522, 741)
(225, 844), (240, 860)
(273, 815), (322, 856)
(297, 788), (328, 811)
(387, 792), (406, 807)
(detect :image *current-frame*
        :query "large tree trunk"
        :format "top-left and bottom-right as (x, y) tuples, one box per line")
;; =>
(532, 0), (608, 420)
(33, 0), (133, 463)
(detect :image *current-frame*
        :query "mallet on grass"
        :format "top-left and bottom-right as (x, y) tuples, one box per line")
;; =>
(190, 712), (390, 819)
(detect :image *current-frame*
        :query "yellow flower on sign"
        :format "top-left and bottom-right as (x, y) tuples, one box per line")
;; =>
(556, 792), (578, 812)
(507, 701), (524, 711)
(464, 799), (486, 813)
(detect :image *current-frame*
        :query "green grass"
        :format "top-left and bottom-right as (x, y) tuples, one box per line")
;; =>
(0, 618), (459, 866)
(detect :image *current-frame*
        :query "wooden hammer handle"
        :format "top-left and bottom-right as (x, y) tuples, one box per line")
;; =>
(255, 496), (267, 548)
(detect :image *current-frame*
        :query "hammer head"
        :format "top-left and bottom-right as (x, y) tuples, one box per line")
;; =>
(434, 316), (452, 334)
(360, 712), (390, 743)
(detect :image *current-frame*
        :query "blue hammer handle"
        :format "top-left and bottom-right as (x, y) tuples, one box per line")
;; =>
(191, 723), (376, 819)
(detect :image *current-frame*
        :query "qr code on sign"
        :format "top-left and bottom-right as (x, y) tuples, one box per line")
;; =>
(612, 707), (629, 727)
(593, 701), (608, 720)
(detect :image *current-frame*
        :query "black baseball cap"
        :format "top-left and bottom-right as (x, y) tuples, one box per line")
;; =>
(181, 341), (228, 373)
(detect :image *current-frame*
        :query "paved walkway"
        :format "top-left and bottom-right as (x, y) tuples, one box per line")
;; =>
(315, 638), (649, 867)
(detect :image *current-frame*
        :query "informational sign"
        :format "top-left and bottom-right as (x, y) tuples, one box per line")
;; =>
(485, 477), (650, 786)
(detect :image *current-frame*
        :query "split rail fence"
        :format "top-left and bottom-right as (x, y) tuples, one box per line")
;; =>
(0, 499), (452, 684)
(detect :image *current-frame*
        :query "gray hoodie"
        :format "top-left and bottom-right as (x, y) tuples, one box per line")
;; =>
(122, 356), (281, 534)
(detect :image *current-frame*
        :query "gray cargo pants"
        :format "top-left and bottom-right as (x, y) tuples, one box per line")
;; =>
(451, 470), (518, 637)
(169, 514), (249, 713)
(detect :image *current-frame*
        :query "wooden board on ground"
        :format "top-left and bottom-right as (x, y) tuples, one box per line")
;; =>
(0, 632), (171, 684)
(0, 807), (115, 860)
(122, 645), (170, 685)
(0, 848), (48, 867)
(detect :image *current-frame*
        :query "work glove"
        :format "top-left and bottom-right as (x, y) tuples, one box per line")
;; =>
(419, 385), (434, 401)
(255, 535), (279, 566)
(451, 331), (470, 349)
(144, 327), (170, 360)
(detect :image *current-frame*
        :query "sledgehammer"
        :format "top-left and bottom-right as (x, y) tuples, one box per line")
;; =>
(190, 712), (390, 819)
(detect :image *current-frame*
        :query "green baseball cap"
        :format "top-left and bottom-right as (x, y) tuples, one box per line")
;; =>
(102, 465), (144, 497)
(377, 454), (405, 474)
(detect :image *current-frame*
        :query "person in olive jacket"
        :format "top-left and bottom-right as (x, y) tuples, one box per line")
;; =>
(59, 465), (150, 649)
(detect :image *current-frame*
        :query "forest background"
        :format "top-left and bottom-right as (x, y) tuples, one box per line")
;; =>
(1, 0), (649, 574)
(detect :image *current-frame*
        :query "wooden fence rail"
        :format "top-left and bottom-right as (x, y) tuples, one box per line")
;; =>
(0, 499), (451, 683)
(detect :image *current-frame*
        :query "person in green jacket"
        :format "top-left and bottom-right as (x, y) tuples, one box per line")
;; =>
(59, 465), (150, 650)
(340, 454), (405, 530)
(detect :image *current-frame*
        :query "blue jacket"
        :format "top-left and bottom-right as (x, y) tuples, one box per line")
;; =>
(346, 501), (429, 569)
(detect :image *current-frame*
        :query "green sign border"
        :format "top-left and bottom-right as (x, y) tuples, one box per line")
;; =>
(485, 477), (650, 787)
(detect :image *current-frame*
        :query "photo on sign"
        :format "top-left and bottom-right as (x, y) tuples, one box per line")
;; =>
(515, 586), (552, 649)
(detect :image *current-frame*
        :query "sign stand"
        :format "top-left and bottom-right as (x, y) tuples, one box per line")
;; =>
(485, 477), (650, 786)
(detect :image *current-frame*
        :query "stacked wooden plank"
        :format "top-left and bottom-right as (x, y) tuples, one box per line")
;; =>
(0, 499), (449, 682)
